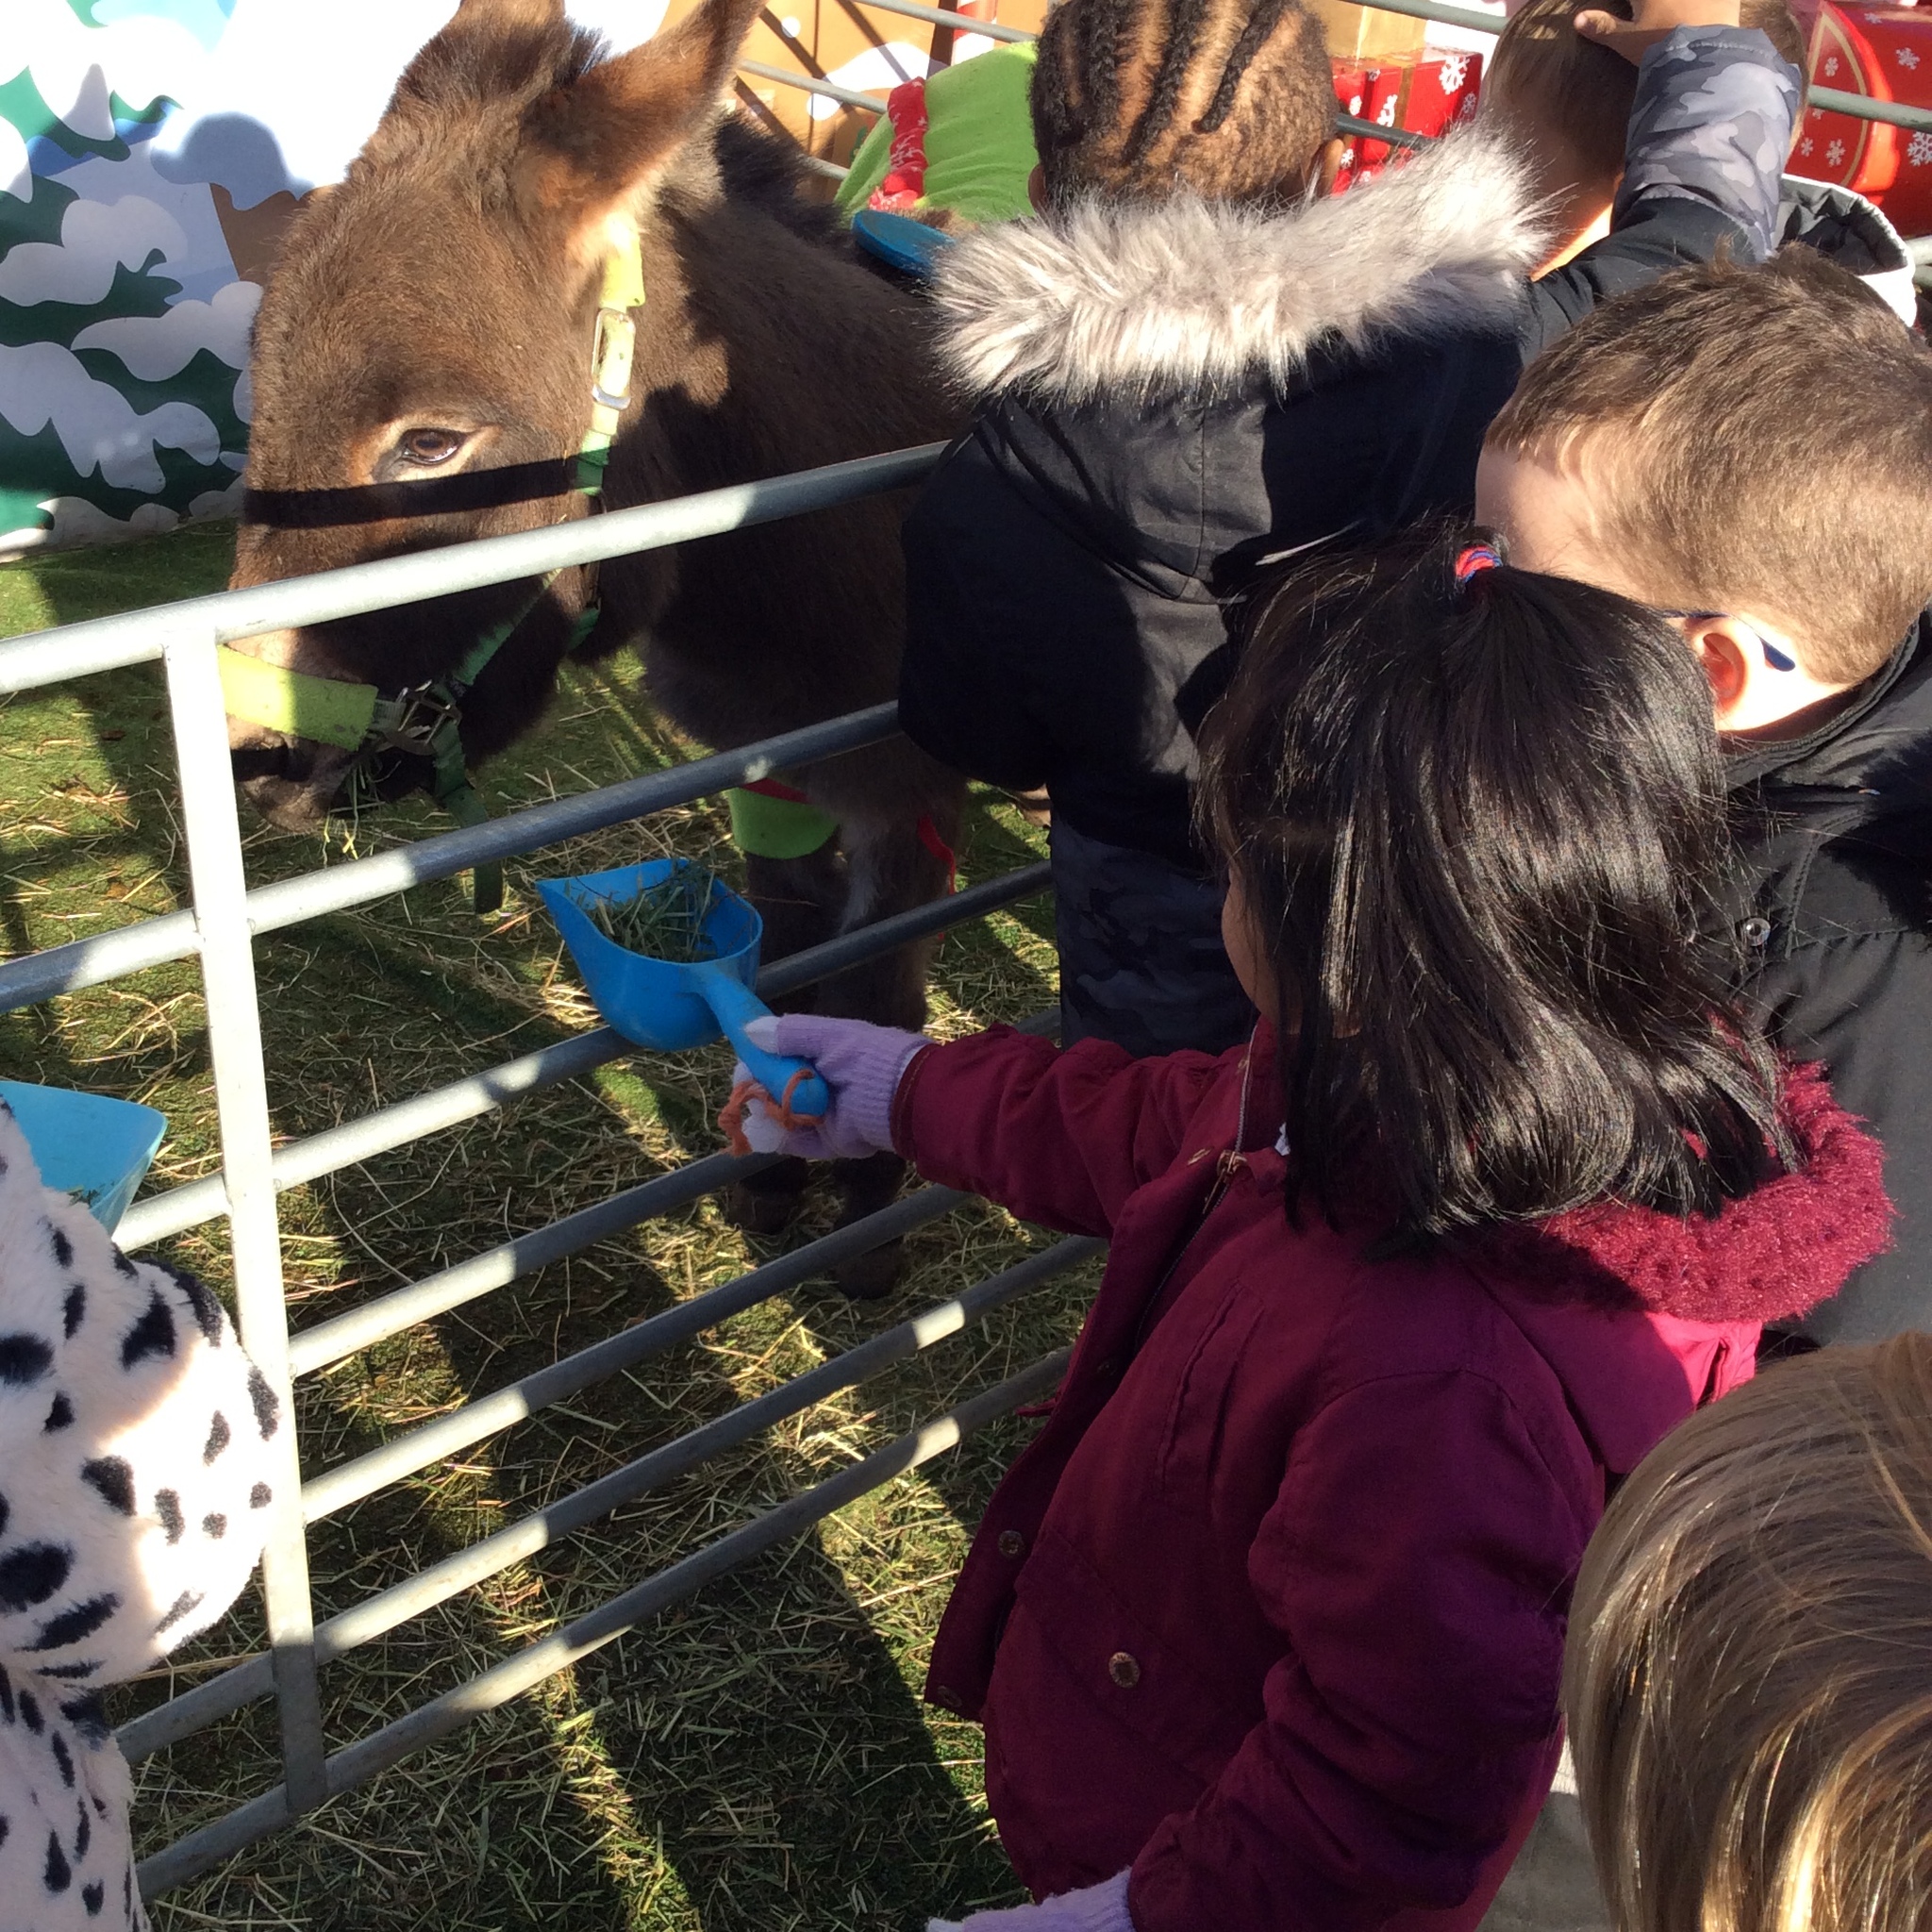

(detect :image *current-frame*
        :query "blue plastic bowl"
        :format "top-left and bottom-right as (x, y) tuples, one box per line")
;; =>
(536, 858), (762, 1050)
(0, 1080), (166, 1233)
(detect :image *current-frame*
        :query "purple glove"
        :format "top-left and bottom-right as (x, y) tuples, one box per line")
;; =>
(928, 1872), (1134, 1932)
(728, 1012), (931, 1159)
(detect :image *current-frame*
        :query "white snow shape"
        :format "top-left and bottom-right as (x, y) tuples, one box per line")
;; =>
(0, 192), (190, 307)
(71, 276), (258, 378)
(0, 117), (28, 202)
(2, 4), (208, 141)
(0, 340), (221, 492)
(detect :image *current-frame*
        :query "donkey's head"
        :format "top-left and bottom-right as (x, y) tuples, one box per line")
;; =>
(226, 0), (759, 828)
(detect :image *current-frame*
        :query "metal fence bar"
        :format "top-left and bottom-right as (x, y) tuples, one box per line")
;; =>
(138, 1335), (1080, 1899)
(0, 446), (944, 695)
(832, 0), (1037, 42)
(115, 854), (1050, 1247)
(0, 704), (903, 1016)
(1805, 83), (1932, 134)
(159, 627), (327, 1815)
(301, 1184), (970, 1520)
(1336, 110), (1430, 149)
(740, 58), (890, 113)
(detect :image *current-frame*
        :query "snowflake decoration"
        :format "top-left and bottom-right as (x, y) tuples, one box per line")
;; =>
(1438, 52), (1469, 92)
(1800, 135), (1815, 154)
(1828, 137), (1848, 163)
(1911, 128), (1932, 163)
(1900, 43), (1921, 66)
(1348, 92), (1363, 112)
(1824, 53), (1840, 75)
(1376, 94), (1399, 125)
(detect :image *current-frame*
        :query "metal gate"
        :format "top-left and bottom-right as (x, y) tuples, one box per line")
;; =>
(0, 445), (1088, 1898)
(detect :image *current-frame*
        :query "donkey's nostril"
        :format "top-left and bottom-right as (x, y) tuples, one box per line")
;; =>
(229, 743), (292, 785)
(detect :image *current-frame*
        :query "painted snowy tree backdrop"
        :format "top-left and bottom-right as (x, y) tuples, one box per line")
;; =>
(0, 0), (668, 555)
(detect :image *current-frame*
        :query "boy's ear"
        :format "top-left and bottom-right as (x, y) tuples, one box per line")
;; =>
(1026, 162), (1048, 213)
(1685, 618), (1753, 724)
(516, 0), (768, 262)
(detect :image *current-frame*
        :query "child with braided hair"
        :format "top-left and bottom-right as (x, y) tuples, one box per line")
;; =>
(899, 0), (1804, 1058)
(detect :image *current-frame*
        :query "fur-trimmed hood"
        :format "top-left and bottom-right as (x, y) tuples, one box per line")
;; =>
(931, 121), (1553, 405)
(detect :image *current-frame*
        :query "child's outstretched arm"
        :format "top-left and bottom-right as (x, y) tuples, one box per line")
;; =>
(732, 1015), (1240, 1238)
(1526, 0), (1802, 338)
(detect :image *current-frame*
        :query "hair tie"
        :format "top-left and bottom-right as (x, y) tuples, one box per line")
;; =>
(1454, 543), (1502, 587)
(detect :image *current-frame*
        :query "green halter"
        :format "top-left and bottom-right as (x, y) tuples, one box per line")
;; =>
(218, 225), (646, 913)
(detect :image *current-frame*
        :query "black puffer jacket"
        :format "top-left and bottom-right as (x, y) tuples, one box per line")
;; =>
(900, 34), (1799, 868)
(1729, 620), (1932, 1342)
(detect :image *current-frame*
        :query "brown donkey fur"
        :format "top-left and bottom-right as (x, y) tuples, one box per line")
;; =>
(227, 0), (966, 1285)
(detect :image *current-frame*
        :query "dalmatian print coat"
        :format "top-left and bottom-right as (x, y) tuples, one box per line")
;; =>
(0, 1100), (279, 1929)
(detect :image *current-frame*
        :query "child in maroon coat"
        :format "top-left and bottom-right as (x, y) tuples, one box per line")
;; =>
(729, 531), (1893, 1932)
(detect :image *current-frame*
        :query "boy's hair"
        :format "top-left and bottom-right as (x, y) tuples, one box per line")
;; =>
(1565, 1334), (1932, 1932)
(1489, 248), (1932, 686)
(1485, 0), (1803, 205)
(1197, 525), (1789, 1241)
(1030, 0), (1336, 206)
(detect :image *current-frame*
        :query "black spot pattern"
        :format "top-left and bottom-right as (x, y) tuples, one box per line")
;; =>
(19, 1690), (41, 1733)
(0, 1663), (15, 1722)
(43, 1825), (69, 1892)
(249, 1482), (272, 1510)
(154, 1490), (183, 1545)
(0, 1813), (8, 1847)
(42, 1392), (73, 1433)
(0, 1493), (9, 1538)
(61, 1285), (84, 1340)
(34, 1661), (100, 1682)
(154, 1589), (202, 1637)
(119, 1290), (175, 1369)
(82, 1879), (102, 1917)
(59, 1694), (108, 1746)
(31, 1594), (117, 1651)
(0, 1334), (52, 1385)
(202, 1410), (230, 1464)
(47, 1224), (71, 1272)
(202, 1514), (226, 1541)
(49, 1732), (72, 1789)
(74, 1797), (88, 1860)
(246, 1364), (279, 1439)
(110, 1250), (135, 1280)
(0, 1543), (71, 1611)
(162, 1263), (224, 1345)
(79, 1457), (134, 1517)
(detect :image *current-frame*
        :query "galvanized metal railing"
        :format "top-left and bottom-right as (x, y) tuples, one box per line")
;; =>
(0, 442), (1089, 1895)
(745, 0), (1932, 171)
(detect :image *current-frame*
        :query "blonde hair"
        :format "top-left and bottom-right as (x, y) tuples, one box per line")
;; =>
(1564, 1334), (1932, 1932)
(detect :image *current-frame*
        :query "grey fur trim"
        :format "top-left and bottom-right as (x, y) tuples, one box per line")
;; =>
(933, 122), (1554, 404)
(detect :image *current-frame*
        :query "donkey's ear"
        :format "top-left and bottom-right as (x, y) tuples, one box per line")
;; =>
(516, 0), (766, 251)
(370, 0), (566, 154)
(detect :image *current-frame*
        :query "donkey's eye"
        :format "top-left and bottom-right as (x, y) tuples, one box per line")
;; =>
(397, 427), (465, 466)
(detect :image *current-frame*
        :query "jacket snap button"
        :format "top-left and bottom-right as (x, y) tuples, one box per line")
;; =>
(1108, 1651), (1141, 1689)
(1740, 916), (1773, 948)
(998, 1530), (1025, 1558)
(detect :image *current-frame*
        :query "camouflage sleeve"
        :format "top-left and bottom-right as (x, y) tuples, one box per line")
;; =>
(1613, 26), (1803, 261)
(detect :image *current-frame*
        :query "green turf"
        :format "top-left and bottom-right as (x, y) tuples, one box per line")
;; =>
(1, 523), (1079, 1932)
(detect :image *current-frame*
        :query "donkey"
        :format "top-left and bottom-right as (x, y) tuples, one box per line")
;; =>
(224, 0), (966, 1291)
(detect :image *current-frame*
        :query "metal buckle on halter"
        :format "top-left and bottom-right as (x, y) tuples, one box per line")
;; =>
(372, 682), (461, 758)
(589, 306), (637, 413)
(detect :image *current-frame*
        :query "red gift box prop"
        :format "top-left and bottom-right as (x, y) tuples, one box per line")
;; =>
(1330, 51), (1484, 192)
(1788, 0), (1932, 238)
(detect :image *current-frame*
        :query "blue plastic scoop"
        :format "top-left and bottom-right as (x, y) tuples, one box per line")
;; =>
(537, 859), (829, 1121)
(0, 1079), (166, 1233)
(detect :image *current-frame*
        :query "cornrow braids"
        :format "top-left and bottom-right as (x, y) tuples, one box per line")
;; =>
(1031, 0), (1336, 207)
(1195, 0), (1296, 134)
(1121, 0), (1216, 168)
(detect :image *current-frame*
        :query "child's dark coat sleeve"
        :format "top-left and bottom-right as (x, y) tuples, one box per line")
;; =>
(1126, 1366), (1592, 1931)
(894, 1028), (1238, 1237)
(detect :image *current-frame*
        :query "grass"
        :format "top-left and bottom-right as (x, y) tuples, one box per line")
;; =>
(0, 524), (1089, 1932)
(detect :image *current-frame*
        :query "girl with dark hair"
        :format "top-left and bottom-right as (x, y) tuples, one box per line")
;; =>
(726, 530), (1892, 1932)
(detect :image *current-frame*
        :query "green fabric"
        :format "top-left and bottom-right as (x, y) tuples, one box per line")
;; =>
(835, 43), (1039, 228)
(726, 786), (839, 860)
